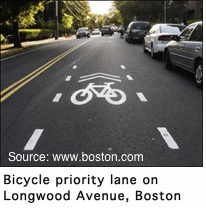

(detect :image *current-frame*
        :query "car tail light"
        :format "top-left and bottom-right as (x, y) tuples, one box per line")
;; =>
(129, 29), (132, 35)
(158, 35), (171, 41)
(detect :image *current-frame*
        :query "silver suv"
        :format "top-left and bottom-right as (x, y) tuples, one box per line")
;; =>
(164, 21), (203, 88)
(125, 21), (151, 43)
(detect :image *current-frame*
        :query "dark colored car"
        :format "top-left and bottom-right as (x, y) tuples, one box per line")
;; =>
(101, 25), (112, 36)
(125, 21), (151, 43)
(164, 21), (203, 88)
(76, 27), (90, 39)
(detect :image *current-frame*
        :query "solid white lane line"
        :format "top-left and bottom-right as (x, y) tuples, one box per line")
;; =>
(126, 75), (133, 80)
(65, 76), (71, 81)
(24, 129), (44, 151)
(136, 93), (147, 102)
(157, 127), (179, 149)
(52, 93), (62, 102)
(73, 65), (77, 69)
(120, 65), (126, 69)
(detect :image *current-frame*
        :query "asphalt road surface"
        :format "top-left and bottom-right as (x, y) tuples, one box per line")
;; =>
(1, 33), (203, 166)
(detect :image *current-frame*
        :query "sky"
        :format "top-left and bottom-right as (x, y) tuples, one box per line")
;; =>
(88, 1), (112, 15)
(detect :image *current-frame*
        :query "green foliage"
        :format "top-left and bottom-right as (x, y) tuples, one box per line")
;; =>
(61, 13), (73, 29)
(19, 29), (53, 42)
(187, 19), (202, 25)
(6, 35), (14, 43)
(0, 34), (6, 43)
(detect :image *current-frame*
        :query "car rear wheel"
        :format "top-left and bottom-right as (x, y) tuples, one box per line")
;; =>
(101, 34), (104, 36)
(195, 60), (203, 88)
(165, 49), (172, 70)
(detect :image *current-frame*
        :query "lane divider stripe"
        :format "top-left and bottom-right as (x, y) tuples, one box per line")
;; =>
(1, 39), (94, 103)
(157, 127), (179, 149)
(65, 76), (71, 81)
(126, 75), (133, 80)
(136, 93), (147, 102)
(52, 93), (62, 102)
(24, 129), (44, 151)
(120, 65), (126, 69)
(72, 65), (77, 69)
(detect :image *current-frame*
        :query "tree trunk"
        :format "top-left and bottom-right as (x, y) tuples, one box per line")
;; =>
(13, 21), (22, 48)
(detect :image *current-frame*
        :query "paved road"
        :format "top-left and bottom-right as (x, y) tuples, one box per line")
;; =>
(1, 33), (203, 166)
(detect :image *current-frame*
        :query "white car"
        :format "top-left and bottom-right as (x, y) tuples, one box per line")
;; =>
(92, 29), (100, 35)
(143, 24), (186, 59)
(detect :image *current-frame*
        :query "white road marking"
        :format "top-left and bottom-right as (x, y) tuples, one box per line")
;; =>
(136, 93), (147, 102)
(78, 76), (121, 82)
(73, 65), (77, 69)
(120, 65), (126, 69)
(65, 76), (71, 81)
(52, 93), (62, 102)
(80, 72), (120, 79)
(24, 129), (44, 151)
(157, 127), (179, 149)
(126, 75), (133, 80)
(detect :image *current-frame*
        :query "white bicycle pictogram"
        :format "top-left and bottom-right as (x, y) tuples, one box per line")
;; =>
(71, 82), (126, 105)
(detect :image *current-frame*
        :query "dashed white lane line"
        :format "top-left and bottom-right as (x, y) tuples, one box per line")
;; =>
(72, 65), (77, 69)
(126, 75), (133, 80)
(157, 127), (179, 149)
(24, 129), (44, 151)
(120, 65), (126, 69)
(52, 93), (62, 102)
(136, 93), (147, 102)
(65, 76), (71, 81)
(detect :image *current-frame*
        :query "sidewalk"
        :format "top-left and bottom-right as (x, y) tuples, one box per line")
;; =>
(1, 35), (76, 58)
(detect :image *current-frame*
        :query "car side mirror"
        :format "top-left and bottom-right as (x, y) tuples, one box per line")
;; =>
(171, 35), (180, 41)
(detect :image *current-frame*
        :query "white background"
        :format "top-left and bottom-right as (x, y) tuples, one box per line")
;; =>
(0, 167), (204, 211)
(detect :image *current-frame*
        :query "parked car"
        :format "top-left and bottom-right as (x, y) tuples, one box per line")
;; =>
(164, 21), (203, 88)
(92, 28), (100, 35)
(143, 24), (186, 58)
(76, 27), (90, 39)
(101, 25), (112, 36)
(125, 21), (151, 43)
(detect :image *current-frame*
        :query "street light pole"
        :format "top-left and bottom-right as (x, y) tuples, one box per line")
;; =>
(164, 1), (166, 23)
(55, 1), (58, 40)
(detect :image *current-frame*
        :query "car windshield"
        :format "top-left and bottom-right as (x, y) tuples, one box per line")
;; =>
(160, 25), (185, 33)
(78, 28), (87, 31)
(94, 29), (99, 31)
(103, 27), (110, 30)
(131, 23), (150, 30)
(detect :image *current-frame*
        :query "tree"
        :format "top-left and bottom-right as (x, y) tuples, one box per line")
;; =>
(0, 0), (48, 47)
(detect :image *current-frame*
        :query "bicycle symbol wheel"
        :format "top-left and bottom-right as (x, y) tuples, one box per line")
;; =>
(105, 89), (126, 105)
(71, 89), (93, 105)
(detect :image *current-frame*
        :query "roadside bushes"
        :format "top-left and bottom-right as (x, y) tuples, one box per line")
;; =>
(1, 34), (6, 44)
(19, 29), (53, 41)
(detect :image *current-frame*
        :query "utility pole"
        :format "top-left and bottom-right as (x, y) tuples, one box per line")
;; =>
(164, 1), (166, 23)
(55, 1), (58, 40)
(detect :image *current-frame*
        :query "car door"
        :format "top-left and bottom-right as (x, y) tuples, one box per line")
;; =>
(145, 25), (158, 49)
(169, 24), (196, 70)
(183, 23), (203, 72)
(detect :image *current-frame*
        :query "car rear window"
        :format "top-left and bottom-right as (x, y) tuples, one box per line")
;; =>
(160, 25), (185, 33)
(103, 27), (110, 30)
(131, 23), (150, 30)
